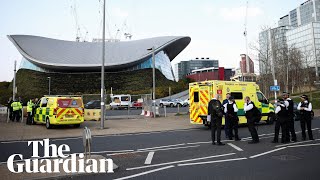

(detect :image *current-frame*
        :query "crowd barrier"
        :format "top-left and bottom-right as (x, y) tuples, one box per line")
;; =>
(0, 107), (7, 114)
(84, 109), (101, 121)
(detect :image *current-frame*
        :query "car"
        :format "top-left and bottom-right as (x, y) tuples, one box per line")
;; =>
(85, 100), (101, 109)
(159, 99), (176, 107)
(293, 102), (314, 121)
(173, 99), (184, 107)
(132, 101), (143, 109)
(183, 98), (189, 107)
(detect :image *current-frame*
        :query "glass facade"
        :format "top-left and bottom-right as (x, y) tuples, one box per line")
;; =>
(127, 51), (175, 81)
(20, 50), (175, 81)
(175, 59), (219, 80)
(300, 1), (315, 26)
(290, 9), (298, 27)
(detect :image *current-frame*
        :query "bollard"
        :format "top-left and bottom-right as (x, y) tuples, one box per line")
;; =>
(83, 127), (92, 163)
(164, 106), (167, 117)
(21, 107), (24, 123)
(177, 104), (180, 114)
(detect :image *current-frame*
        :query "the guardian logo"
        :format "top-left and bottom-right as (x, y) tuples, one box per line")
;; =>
(7, 139), (114, 173)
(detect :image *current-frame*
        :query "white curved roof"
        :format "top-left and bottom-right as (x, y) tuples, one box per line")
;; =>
(8, 35), (191, 71)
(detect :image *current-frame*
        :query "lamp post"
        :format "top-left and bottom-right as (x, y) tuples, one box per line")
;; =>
(47, 77), (51, 95)
(100, 0), (106, 129)
(147, 47), (156, 118)
(13, 60), (16, 100)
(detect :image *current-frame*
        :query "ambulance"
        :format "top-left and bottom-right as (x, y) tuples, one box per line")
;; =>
(189, 81), (275, 126)
(33, 95), (84, 129)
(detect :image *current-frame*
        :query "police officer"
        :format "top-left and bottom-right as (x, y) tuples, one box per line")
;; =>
(26, 98), (34, 125)
(208, 94), (225, 145)
(297, 95), (314, 141)
(7, 97), (13, 121)
(223, 96), (241, 141)
(222, 93), (233, 139)
(244, 96), (259, 144)
(272, 99), (289, 143)
(11, 99), (22, 122)
(282, 92), (297, 142)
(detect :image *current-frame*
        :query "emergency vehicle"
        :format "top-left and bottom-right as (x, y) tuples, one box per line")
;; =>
(189, 81), (275, 126)
(33, 95), (84, 129)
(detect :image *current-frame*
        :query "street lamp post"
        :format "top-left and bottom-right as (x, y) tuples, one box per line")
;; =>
(100, 0), (106, 129)
(47, 77), (51, 95)
(147, 46), (156, 118)
(13, 60), (16, 100)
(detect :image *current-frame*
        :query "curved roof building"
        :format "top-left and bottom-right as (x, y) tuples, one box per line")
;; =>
(8, 35), (191, 81)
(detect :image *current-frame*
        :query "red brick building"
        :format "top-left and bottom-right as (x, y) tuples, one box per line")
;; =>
(240, 54), (254, 74)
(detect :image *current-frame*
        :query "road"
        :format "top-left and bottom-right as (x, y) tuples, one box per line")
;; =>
(106, 106), (189, 116)
(0, 119), (320, 179)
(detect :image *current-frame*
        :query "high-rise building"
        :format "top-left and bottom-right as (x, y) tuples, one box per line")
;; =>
(287, 0), (320, 27)
(174, 58), (219, 80)
(240, 54), (254, 74)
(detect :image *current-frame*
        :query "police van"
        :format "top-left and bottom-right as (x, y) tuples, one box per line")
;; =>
(33, 95), (84, 129)
(189, 81), (275, 126)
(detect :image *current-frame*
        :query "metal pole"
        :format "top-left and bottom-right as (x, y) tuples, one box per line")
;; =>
(152, 46), (156, 118)
(100, 0), (106, 129)
(245, 1), (250, 75)
(13, 60), (16, 100)
(48, 77), (51, 95)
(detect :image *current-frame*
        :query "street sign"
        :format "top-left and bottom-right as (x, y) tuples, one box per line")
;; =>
(270, 86), (280, 91)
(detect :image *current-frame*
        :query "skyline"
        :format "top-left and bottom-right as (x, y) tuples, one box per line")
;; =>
(0, 0), (305, 81)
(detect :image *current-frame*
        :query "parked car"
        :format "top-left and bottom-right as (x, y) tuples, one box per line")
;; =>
(85, 100), (100, 109)
(159, 99), (176, 107)
(183, 98), (190, 107)
(293, 102), (314, 121)
(173, 99), (184, 107)
(132, 101), (143, 109)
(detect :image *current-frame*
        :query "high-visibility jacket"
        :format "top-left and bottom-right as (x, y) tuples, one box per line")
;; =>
(11, 101), (22, 111)
(27, 100), (34, 112)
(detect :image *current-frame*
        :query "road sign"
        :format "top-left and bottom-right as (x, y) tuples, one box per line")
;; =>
(270, 86), (280, 91)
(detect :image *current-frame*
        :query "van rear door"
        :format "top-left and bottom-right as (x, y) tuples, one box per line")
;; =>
(56, 98), (83, 121)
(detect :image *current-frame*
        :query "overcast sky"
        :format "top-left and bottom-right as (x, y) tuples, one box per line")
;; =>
(0, 0), (305, 81)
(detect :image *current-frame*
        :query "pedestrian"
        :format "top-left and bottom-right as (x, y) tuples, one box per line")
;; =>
(11, 99), (22, 122)
(222, 93), (233, 139)
(244, 96), (259, 144)
(223, 96), (241, 141)
(282, 92), (297, 142)
(7, 97), (13, 121)
(208, 94), (225, 145)
(18, 97), (23, 122)
(26, 98), (34, 125)
(272, 99), (289, 143)
(297, 95), (314, 141)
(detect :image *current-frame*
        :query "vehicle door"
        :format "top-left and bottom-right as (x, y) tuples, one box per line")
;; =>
(36, 98), (48, 122)
(256, 91), (269, 121)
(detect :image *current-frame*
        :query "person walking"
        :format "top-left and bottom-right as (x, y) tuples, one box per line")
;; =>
(222, 93), (233, 139)
(244, 96), (259, 144)
(223, 96), (241, 141)
(208, 94), (225, 145)
(282, 92), (297, 142)
(272, 99), (289, 143)
(26, 98), (34, 125)
(297, 95), (314, 141)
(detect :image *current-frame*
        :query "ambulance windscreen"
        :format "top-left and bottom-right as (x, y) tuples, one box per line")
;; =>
(57, 99), (82, 108)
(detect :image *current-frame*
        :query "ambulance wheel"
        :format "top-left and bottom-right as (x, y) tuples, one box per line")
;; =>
(46, 118), (52, 129)
(266, 113), (275, 125)
(74, 124), (80, 128)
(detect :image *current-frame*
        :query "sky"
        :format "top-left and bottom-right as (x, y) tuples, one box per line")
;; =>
(0, 0), (306, 81)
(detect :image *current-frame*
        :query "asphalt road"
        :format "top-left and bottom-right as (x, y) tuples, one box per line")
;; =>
(1, 119), (320, 180)
(106, 106), (189, 116)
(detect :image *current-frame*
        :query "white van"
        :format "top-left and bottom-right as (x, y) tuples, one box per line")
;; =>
(110, 94), (132, 109)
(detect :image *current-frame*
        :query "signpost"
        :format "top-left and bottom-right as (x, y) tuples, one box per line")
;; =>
(270, 79), (279, 103)
(270, 86), (280, 91)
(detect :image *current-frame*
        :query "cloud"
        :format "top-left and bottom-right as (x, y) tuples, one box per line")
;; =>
(112, 7), (129, 18)
(219, 6), (263, 21)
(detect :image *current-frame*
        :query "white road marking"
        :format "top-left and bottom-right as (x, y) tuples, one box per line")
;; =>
(144, 152), (155, 164)
(241, 136), (274, 142)
(249, 147), (287, 159)
(126, 153), (236, 171)
(275, 139), (318, 148)
(137, 143), (186, 151)
(287, 143), (320, 148)
(186, 139), (234, 145)
(115, 165), (175, 180)
(137, 145), (200, 153)
(227, 143), (243, 151)
(177, 157), (247, 167)
(91, 150), (134, 154)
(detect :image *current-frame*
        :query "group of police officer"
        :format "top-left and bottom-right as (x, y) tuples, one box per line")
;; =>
(208, 91), (314, 145)
(7, 97), (38, 125)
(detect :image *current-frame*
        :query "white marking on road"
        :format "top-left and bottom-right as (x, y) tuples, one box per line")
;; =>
(177, 157), (247, 167)
(249, 147), (287, 159)
(115, 165), (174, 180)
(227, 143), (243, 151)
(126, 153), (236, 171)
(241, 136), (274, 142)
(137, 143), (186, 151)
(91, 150), (134, 154)
(137, 145), (200, 153)
(144, 152), (155, 164)
(275, 140), (316, 148)
(186, 139), (234, 145)
(287, 143), (320, 148)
